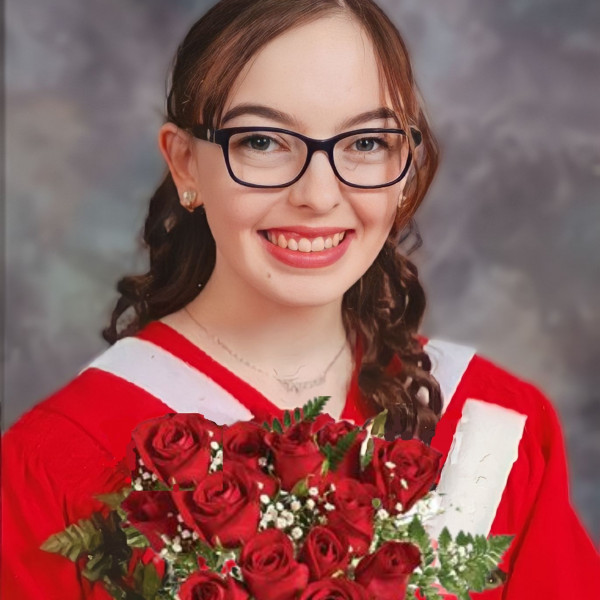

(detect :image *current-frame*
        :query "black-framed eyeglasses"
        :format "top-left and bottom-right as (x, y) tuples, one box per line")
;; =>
(190, 125), (422, 189)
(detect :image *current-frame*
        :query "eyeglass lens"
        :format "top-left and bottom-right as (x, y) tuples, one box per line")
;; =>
(226, 130), (410, 187)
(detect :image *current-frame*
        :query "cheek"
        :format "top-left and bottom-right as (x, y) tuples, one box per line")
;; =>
(356, 194), (398, 239)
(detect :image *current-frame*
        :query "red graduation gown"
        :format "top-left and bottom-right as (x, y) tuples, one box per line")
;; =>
(2, 322), (599, 599)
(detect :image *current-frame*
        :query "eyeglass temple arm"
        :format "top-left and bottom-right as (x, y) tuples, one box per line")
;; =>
(190, 124), (215, 142)
(410, 127), (422, 146)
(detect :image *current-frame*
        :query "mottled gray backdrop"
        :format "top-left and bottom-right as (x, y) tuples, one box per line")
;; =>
(5, 0), (600, 538)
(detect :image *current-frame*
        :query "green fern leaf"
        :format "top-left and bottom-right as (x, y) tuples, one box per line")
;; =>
(96, 488), (131, 510)
(40, 517), (103, 562)
(82, 550), (113, 582)
(122, 526), (150, 549)
(283, 411), (292, 427)
(301, 396), (330, 421)
(324, 429), (359, 472)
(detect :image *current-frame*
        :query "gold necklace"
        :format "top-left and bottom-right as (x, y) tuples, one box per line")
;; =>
(183, 307), (348, 393)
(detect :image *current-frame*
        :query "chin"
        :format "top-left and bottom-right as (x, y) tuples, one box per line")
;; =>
(258, 274), (359, 310)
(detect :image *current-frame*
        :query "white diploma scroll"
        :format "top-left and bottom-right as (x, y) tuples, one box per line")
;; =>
(427, 399), (527, 538)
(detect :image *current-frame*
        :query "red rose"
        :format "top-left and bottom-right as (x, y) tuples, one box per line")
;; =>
(265, 422), (324, 490)
(363, 438), (440, 512)
(316, 421), (365, 480)
(326, 478), (378, 555)
(174, 462), (260, 548)
(240, 529), (309, 600)
(309, 413), (336, 433)
(223, 421), (267, 469)
(354, 541), (421, 600)
(178, 571), (249, 600)
(299, 578), (369, 600)
(121, 491), (179, 550)
(299, 526), (349, 580)
(129, 413), (220, 487)
(223, 422), (278, 497)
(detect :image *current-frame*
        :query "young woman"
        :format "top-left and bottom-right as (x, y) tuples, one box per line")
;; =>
(2, 1), (599, 598)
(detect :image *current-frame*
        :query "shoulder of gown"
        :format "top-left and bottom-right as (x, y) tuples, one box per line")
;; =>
(427, 338), (600, 598)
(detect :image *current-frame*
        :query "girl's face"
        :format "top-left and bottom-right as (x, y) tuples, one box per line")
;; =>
(191, 14), (404, 309)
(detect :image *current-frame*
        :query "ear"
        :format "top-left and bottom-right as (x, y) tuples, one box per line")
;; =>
(157, 123), (202, 207)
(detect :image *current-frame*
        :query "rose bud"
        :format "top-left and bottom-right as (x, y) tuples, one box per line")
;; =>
(326, 478), (378, 555)
(174, 462), (260, 548)
(240, 529), (309, 600)
(265, 422), (324, 491)
(178, 571), (249, 600)
(299, 578), (370, 600)
(299, 526), (349, 580)
(354, 541), (421, 600)
(362, 438), (441, 513)
(121, 491), (179, 550)
(129, 413), (221, 487)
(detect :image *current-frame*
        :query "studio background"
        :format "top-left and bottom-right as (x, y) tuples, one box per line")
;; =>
(5, 0), (600, 537)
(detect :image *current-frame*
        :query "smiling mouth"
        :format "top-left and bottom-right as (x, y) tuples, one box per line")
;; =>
(260, 229), (349, 253)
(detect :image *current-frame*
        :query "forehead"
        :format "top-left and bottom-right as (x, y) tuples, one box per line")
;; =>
(223, 14), (391, 134)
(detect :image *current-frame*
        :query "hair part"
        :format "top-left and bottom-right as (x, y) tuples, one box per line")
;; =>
(104, 0), (442, 442)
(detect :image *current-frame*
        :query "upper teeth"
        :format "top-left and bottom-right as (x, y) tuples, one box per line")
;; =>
(266, 231), (346, 252)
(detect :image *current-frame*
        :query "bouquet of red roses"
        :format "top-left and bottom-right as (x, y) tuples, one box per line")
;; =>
(43, 397), (511, 600)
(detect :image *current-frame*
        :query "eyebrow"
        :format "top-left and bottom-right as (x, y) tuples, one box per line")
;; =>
(339, 107), (399, 130)
(220, 104), (399, 130)
(221, 104), (300, 127)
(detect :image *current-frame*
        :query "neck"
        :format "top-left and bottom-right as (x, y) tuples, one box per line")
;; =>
(183, 269), (349, 372)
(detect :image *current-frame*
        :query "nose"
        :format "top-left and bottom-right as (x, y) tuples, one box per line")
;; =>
(287, 149), (344, 213)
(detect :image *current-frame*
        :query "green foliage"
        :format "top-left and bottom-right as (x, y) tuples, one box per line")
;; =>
(41, 509), (157, 598)
(283, 411), (292, 427)
(404, 518), (440, 599)
(122, 526), (150, 549)
(360, 437), (375, 470)
(370, 409), (388, 439)
(141, 563), (163, 599)
(294, 407), (302, 423)
(97, 488), (132, 510)
(321, 428), (359, 472)
(370, 514), (511, 600)
(40, 516), (103, 562)
(436, 528), (512, 599)
(83, 550), (114, 582)
(301, 396), (330, 421)
(262, 397), (330, 432)
(291, 477), (310, 497)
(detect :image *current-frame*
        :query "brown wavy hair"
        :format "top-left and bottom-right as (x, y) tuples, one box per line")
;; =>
(104, 0), (443, 442)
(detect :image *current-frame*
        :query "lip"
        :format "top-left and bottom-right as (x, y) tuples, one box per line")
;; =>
(259, 229), (354, 269)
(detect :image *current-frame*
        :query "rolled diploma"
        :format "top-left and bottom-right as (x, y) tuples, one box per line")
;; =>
(427, 398), (527, 539)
